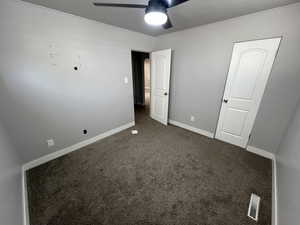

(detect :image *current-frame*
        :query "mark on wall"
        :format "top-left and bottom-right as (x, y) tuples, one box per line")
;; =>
(48, 44), (60, 67)
(48, 43), (86, 72)
(73, 54), (82, 71)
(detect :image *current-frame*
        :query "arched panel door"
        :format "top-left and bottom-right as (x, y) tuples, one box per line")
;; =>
(216, 38), (281, 148)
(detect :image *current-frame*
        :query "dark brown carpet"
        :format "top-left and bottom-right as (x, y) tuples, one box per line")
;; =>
(26, 105), (272, 225)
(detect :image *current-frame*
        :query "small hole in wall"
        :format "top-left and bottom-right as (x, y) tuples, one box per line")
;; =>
(74, 66), (78, 71)
(83, 129), (87, 135)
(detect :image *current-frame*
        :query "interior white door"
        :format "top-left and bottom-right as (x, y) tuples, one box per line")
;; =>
(150, 49), (172, 125)
(216, 38), (281, 148)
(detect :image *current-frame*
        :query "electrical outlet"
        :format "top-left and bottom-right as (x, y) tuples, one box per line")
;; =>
(47, 139), (55, 147)
(190, 116), (195, 122)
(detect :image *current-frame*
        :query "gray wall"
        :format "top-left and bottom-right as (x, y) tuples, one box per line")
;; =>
(0, 121), (22, 225)
(276, 100), (300, 225)
(1, 0), (299, 161)
(0, 0), (156, 162)
(156, 3), (300, 153)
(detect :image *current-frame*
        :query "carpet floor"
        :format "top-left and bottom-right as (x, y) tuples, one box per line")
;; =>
(26, 106), (272, 225)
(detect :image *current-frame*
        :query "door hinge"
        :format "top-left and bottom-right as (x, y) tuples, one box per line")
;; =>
(249, 133), (252, 140)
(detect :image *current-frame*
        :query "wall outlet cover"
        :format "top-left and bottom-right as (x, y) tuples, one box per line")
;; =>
(190, 116), (195, 122)
(47, 139), (55, 147)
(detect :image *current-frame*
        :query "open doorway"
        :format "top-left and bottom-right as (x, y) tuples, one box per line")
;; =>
(131, 51), (150, 119)
(132, 49), (172, 126)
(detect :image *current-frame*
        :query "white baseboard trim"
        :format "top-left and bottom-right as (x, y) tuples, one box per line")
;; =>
(246, 145), (275, 160)
(273, 157), (278, 225)
(21, 120), (278, 225)
(246, 145), (277, 225)
(168, 119), (214, 138)
(22, 168), (29, 225)
(23, 122), (135, 171)
(22, 122), (134, 225)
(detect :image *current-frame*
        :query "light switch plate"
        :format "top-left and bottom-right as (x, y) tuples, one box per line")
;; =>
(124, 76), (129, 84)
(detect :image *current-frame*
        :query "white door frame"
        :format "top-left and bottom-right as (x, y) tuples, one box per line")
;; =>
(130, 49), (172, 125)
(215, 37), (282, 148)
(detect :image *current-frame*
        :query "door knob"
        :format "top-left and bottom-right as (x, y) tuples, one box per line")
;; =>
(223, 99), (228, 103)
(164, 92), (168, 96)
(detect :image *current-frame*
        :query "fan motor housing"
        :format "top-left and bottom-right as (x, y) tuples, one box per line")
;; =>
(146, 0), (167, 14)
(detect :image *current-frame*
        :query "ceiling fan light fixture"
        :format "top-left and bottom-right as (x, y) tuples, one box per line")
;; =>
(92, 0), (190, 29)
(144, 11), (168, 26)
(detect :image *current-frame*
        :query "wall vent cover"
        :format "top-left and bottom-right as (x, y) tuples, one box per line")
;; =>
(247, 193), (261, 221)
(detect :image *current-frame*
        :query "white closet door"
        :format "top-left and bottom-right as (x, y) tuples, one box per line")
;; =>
(216, 38), (281, 147)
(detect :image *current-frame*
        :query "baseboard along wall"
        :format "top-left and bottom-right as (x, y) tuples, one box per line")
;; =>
(22, 119), (277, 225)
(168, 119), (277, 225)
(168, 119), (215, 138)
(23, 122), (135, 171)
(22, 121), (135, 225)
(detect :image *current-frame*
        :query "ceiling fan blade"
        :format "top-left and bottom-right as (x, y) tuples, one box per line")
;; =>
(163, 0), (190, 8)
(93, 3), (147, 8)
(163, 15), (173, 29)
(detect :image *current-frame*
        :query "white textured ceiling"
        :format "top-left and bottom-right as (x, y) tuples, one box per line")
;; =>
(22, 0), (300, 36)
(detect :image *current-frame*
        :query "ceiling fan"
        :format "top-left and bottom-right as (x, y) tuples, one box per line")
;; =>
(93, 0), (190, 29)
